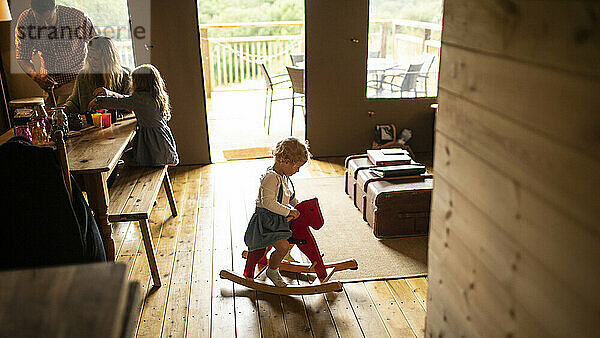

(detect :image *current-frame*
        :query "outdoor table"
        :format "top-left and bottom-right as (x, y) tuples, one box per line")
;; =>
(295, 58), (399, 92)
(0, 115), (137, 260)
(367, 58), (400, 92)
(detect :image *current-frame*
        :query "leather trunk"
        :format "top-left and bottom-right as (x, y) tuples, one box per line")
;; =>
(365, 178), (433, 238)
(344, 155), (375, 204)
(355, 162), (429, 220)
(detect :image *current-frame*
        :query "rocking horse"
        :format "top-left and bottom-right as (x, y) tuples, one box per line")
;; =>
(219, 198), (358, 295)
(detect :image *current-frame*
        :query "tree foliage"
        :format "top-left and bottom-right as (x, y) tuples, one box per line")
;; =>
(57, 0), (130, 27)
(56, 0), (442, 38)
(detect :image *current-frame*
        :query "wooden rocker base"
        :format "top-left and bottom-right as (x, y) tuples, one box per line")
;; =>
(241, 250), (359, 275)
(219, 270), (343, 295)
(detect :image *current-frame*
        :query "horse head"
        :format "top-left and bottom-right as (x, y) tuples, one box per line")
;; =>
(293, 197), (324, 230)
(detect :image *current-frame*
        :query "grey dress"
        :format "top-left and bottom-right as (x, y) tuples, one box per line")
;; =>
(95, 92), (179, 166)
(244, 170), (296, 251)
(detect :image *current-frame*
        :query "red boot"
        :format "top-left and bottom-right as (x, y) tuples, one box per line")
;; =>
(243, 248), (266, 278)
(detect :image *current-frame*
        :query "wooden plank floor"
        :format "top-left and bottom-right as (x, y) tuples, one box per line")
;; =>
(114, 157), (428, 337)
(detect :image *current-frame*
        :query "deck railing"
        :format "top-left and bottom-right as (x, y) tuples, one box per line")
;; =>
(199, 21), (304, 97)
(199, 19), (440, 97)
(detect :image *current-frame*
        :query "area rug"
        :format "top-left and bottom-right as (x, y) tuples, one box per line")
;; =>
(292, 176), (428, 282)
(223, 147), (272, 161)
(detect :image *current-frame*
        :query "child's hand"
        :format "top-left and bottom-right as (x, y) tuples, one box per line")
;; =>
(87, 98), (98, 111)
(289, 209), (300, 220)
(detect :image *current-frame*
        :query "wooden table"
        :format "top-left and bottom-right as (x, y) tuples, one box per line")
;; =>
(0, 116), (137, 260)
(0, 263), (140, 338)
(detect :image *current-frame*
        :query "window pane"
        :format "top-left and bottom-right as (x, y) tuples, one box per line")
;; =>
(57, 0), (135, 70)
(366, 0), (442, 99)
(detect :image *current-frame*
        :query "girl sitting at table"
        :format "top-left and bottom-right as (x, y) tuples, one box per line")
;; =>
(89, 64), (179, 167)
(63, 36), (131, 117)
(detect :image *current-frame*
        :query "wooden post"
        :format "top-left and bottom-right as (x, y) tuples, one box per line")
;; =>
(423, 28), (431, 54)
(380, 22), (389, 58)
(199, 28), (212, 98)
(300, 23), (305, 54)
(392, 23), (400, 61)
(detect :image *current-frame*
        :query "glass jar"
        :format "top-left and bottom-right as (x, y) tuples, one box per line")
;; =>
(49, 107), (69, 138)
(32, 105), (49, 135)
(31, 120), (50, 145)
(14, 125), (32, 141)
(67, 111), (84, 131)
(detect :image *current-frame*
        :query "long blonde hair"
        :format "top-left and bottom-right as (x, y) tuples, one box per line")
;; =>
(131, 64), (171, 121)
(82, 36), (127, 90)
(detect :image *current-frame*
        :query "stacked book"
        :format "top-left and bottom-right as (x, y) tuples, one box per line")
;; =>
(366, 148), (427, 178)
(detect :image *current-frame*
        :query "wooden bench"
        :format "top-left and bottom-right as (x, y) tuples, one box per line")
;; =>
(108, 165), (178, 287)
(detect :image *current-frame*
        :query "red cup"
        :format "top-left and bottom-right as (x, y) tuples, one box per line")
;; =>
(101, 113), (111, 128)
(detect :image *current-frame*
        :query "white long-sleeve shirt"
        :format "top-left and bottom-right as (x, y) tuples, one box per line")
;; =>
(256, 169), (294, 216)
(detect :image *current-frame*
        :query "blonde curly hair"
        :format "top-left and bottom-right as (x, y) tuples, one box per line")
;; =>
(272, 137), (311, 163)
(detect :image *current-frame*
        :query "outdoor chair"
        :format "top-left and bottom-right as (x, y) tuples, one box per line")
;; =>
(286, 66), (305, 135)
(368, 50), (381, 58)
(376, 62), (424, 97)
(290, 54), (305, 67)
(416, 53), (435, 96)
(259, 63), (292, 134)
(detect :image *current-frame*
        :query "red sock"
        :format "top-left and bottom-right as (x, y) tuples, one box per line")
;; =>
(244, 248), (266, 278)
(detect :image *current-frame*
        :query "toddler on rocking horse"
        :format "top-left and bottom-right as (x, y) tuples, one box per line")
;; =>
(220, 137), (357, 294)
(243, 137), (309, 287)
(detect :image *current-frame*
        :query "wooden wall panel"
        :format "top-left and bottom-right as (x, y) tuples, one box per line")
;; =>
(432, 133), (600, 304)
(150, 0), (211, 164)
(436, 90), (599, 232)
(428, 0), (600, 336)
(442, 0), (600, 79)
(439, 44), (600, 160)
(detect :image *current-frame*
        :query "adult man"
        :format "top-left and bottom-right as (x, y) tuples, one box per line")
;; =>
(15, 0), (96, 106)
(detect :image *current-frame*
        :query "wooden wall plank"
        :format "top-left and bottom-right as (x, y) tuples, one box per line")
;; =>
(433, 133), (600, 306)
(429, 3), (600, 333)
(429, 219), (583, 337)
(426, 291), (470, 338)
(442, 0), (600, 79)
(437, 90), (600, 230)
(438, 44), (600, 160)
(429, 195), (547, 336)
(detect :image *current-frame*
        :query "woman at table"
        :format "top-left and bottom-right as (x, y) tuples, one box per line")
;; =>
(63, 36), (131, 118)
